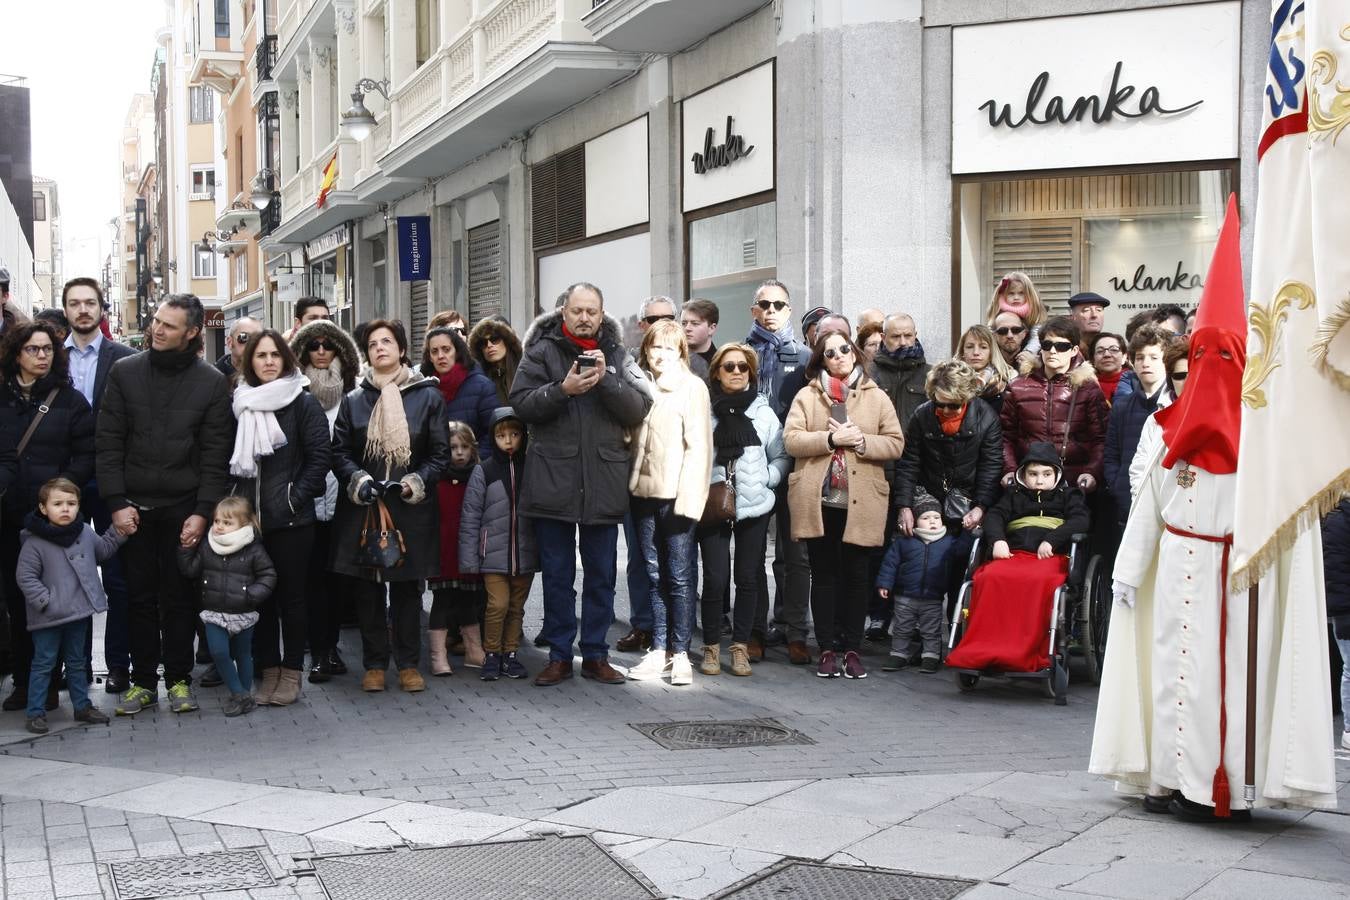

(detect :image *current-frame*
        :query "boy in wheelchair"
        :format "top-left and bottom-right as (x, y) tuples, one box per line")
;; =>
(945, 441), (1089, 673)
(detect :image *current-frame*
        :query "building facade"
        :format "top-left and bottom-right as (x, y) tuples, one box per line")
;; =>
(257, 0), (1264, 352)
(30, 177), (60, 310)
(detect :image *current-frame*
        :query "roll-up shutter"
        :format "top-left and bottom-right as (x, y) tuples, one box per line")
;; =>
(410, 280), (430, 358)
(468, 221), (502, 325)
(988, 219), (1080, 316)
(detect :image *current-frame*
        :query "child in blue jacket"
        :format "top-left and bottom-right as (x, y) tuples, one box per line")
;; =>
(876, 490), (961, 673)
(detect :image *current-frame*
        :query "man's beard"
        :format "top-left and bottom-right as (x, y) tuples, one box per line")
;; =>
(72, 319), (101, 336)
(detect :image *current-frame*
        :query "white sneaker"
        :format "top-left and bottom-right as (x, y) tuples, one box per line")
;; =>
(670, 652), (693, 686)
(1342, 731), (1350, 751)
(627, 649), (671, 681)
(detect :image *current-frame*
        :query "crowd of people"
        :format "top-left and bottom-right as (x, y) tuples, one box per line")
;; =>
(0, 267), (1342, 759)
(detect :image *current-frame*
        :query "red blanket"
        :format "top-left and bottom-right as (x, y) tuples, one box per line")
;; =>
(945, 551), (1067, 673)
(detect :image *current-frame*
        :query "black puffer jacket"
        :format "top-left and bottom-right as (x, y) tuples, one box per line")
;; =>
(510, 311), (651, 526)
(0, 375), (95, 518)
(892, 398), (1003, 515)
(177, 534), (276, 615)
(872, 352), (931, 431)
(96, 348), (234, 517)
(232, 391), (331, 532)
(983, 442), (1089, 554)
(1323, 499), (1350, 626)
(330, 370), (450, 581)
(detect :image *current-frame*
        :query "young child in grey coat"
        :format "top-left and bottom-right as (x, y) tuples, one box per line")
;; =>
(17, 478), (130, 734)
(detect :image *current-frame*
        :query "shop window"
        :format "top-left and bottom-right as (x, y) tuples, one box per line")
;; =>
(955, 166), (1234, 335)
(310, 256), (337, 304)
(688, 199), (776, 351)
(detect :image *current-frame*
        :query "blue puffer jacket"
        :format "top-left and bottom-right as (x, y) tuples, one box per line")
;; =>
(433, 364), (498, 458)
(710, 394), (790, 521)
(1103, 383), (1170, 526)
(875, 532), (961, 601)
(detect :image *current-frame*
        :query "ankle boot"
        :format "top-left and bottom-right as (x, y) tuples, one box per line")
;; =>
(460, 625), (485, 668)
(428, 628), (453, 676)
(271, 668), (303, 705)
(255, 667), (282, 706)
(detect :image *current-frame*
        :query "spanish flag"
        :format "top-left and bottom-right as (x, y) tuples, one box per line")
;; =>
(315, 152), (338, 209)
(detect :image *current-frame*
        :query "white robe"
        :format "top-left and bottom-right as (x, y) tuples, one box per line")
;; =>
(1089, 442), (1338, 810)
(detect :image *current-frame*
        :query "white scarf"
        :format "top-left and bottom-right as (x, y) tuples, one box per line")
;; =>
(230, 372), (308, 477)
(207, 523), (255, 556)
(915, 523), (949, 543)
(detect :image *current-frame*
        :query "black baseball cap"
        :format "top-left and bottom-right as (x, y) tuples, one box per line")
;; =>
(1067, 291), (1110, 308)
(801, 306), (831, 331)
(0, 266), (10, 289)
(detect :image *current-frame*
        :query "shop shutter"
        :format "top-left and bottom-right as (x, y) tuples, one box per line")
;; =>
(530, 145), (585, 250)
(468, 221), (502, 325)
(410, 280), (430, 358)
(531, 159), (557, 248)
(989, 219), (1079, 315)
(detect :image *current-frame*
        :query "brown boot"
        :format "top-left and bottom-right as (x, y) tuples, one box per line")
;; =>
(745, 639), (764, 662)
(271, 668), (303, 705)
(460, 625), (485, 668)
(428, 628), (453, 676)
(729, 643), (753, 676)
(534, 659), (573, 686)
(787, 641), (812, 665)
(700, 645), (721, 676)
(361, 669), (385, 692)
(616, 627), (652, 653)
(398, 668), (426, 692)
(581, 657), (626, 684)
(255, 667), (282, 705)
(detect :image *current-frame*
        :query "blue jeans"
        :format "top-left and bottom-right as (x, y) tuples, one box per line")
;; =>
(622, 510), (653, 631)
(203, 623), (255, 694)
(535, 518), (619, 662)
(1336, 630), (1350, 731)
(29, 619), (91, 718)
(85, 486), (129, 671)
(633, 498), (697, 654)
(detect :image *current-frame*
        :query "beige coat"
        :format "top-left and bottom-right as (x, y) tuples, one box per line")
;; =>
(784, 374), (904, 547)
(629, 365), (713, 521)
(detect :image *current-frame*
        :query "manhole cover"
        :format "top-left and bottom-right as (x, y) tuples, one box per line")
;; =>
(713, 861), (975, 899)
(108, 850), (275, 899)
(631, 717), (815, 750)
(309, 834), (658, 899)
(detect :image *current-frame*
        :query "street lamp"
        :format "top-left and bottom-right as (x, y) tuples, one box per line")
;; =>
(340, 77), (391, 142)
(250, 169), (276, 209)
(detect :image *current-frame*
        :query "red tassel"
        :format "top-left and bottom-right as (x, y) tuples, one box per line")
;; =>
(1212, 767), (1231, 818)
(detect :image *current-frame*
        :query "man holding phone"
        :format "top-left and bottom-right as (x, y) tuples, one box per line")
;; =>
(511, 282), (652, 687)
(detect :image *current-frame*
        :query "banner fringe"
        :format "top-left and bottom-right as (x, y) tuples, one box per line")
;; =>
(1310, 297), (1350, 391)
(1230, 473), (1350, 592)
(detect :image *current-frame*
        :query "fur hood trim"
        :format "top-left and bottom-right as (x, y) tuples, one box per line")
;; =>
(467, 316), (522, 368)
(521, 308), (625, 353)
(290, 320), (361, 376)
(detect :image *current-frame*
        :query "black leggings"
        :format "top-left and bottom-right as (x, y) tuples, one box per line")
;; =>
(807, 507), (871, 652)
(254, 526), (314, 670)
(697, 514), (770, 645)
(429, 586), (484, 630)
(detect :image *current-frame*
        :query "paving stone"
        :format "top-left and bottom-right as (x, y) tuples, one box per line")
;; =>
(627, 840), (780, 899)
(195, 788), (397, 833)
(760, 776), (959, 824)
(833, 823), (1048, 881)
(1233, 810), (1350, 884)
(544, 787), (743, 839)
(3, 764), (167, 805)
(1189, 868), (1350, 899)
(678, 804), (883, 860)
(902, 794), (1114, 844)
(87, 776), (280, 817)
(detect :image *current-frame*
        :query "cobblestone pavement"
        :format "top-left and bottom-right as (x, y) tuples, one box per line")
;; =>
(0, 539), (1346, 899)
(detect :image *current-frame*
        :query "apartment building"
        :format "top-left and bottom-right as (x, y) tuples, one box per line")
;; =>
(30, 176), (60, 309)
(119, 93), (155, 338)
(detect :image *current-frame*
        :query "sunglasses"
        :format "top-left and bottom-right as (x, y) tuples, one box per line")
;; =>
(823, 345), (854, 361)
(720, 361), (750, 374)
(1171, 371), (1189, 381)
(1042, 340), (1076, 353)
(483, 335), (505, 346)
(306, 340), (334, 353)
(449, 327), (466, 337)
(756, 300), (788, 311)
(933, 401), (963, 411)
(642, 314), (675, 325)
(235, 333), (255, 345)
(994, 326), (1026, 336)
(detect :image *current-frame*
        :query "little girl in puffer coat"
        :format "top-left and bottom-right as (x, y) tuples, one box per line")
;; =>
(178, 497), (277, 717)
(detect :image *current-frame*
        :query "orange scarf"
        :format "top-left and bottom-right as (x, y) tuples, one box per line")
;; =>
(935, 404), (966, 436)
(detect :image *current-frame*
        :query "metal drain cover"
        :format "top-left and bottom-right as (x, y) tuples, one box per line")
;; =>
(631, 717), (815, 750)
(713, 861), (975, 899)
(108, 849), (275, 899)
(309, 834), (658, 899)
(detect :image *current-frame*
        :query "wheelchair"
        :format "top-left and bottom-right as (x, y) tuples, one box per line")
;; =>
(943, 532), (1111, 705)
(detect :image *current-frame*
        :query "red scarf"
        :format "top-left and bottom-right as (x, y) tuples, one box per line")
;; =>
(436, 364), (469, 404)
(561, 321), (599, 352)
(826, 377), (849, 490)
(1096, 369), (1123, 404)
(935, 403), (966, 436)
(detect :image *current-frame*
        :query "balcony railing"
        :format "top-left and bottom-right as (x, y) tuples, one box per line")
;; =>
(257, 195), (282, 237)
(255, 34), (277, 82)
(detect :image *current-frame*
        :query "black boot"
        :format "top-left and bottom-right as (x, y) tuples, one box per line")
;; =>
(1168, 794), (1252, 823)
(104, 667), (130, 694)
(2, 683), (26, 712)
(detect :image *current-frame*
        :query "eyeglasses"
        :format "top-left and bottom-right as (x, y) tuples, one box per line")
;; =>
(823, 345), (854, 361)
(21, 345), (54, 357)
(1170, 371), (1189, 381)
(306, 340), (334, 353)
(994, 326), (1026, 336)
(642, 314), (675, 325)
(1094, 346), (1123, 355)
(933, 401), (963, 411)
(755, 300), (788, 312)
(720, 361), (750, 374)
(1042, 340), (1076, 353)
(483, 335), (505, 346)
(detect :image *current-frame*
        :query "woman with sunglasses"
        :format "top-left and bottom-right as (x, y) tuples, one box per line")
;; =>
(695, 343), (789, 678)
(0, 322), (94, 713)
(467, 316), (523, 406)
(999, 316), (1108, 494)
(289, 319), (361, 683)
(784, 331), (904, 679)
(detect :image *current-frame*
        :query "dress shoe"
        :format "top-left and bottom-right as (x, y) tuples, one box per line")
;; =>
(581, 657), (626, 684)
(398, 668), (426, 692)
(787, 641), (811, 665)
(104, 668), (130, 694)
(534, 659), (574, 686)
(532, 631), (550, 648)
(1143, 791), (1177, 814)
(616, 627), (652, 653)
(328, 649), (348, 675)
(764, 625), (787, 647)
(865, 617), (890, 642)
(1168, 794), (1251, 823)
(361, 669), (386, 692)
(746, 639), (764, 662)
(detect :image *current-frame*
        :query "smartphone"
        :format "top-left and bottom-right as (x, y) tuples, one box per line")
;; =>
(830, 402), (848, 424)
(575, 355), (600, 370)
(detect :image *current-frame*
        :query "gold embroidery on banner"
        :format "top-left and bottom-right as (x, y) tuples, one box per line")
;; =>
(1243, 281), (1316, 409)
(1309, 26), (1350, 143)
(1309, 295), (1350, 391)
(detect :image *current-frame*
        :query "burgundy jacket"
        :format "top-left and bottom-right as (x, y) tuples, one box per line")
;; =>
(999, 362), (1109, 488)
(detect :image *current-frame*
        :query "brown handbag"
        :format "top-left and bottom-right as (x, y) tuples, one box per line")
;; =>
(356, 498), (407, 569)
(700, 460), (737, 526)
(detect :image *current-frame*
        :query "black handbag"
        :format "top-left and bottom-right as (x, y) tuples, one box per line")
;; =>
(356, 498), (406, 570)
(701, 461), (737, 526)
(942, 475), (972, 522)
